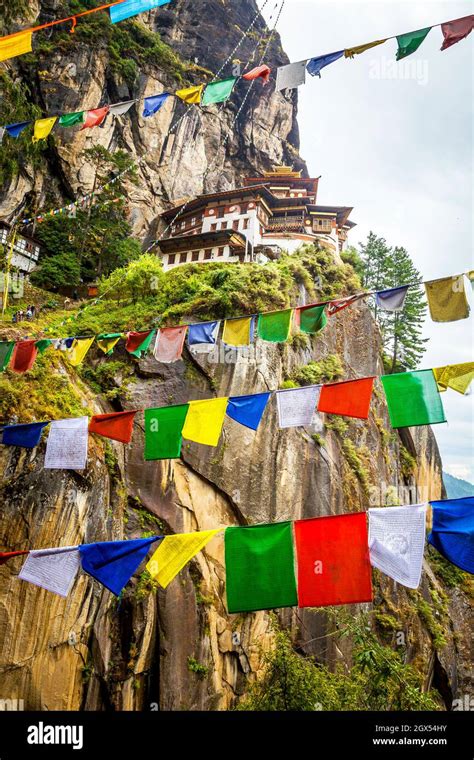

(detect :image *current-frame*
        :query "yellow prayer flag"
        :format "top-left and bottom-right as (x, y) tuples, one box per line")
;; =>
(222, 317), (252, 346)
(182, 397), (228, 446)
(344, 39), (387, 58)
(425, 276), (470, 322)
(32, 116), (57, 143)
(96, 336), (121, 355)
(175, 85), (204, 104)
(146, 529), (220, 588)
(0, 31), (33, 62)
(433, 363), (474, 395)
(66, 337), (95, 366)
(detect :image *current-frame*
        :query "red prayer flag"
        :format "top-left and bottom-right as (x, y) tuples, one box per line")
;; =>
(327, 293), (367, 315)
(10, 340), (38, 373)
(242, 65), (271, 84)
(318, 377), (375, 419)
(441, 15), (474, 50)
(125, 330), (153, 354)
(89, 410), (137, 444)
(0, 550), (29, 565)
(294, 513), (372, 608)
(81, 106), (109, 130)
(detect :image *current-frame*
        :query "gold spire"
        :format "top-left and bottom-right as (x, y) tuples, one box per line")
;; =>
(262, 165), (302, 178)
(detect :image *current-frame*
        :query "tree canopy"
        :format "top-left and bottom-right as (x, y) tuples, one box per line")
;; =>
(357, 232), (428, 372)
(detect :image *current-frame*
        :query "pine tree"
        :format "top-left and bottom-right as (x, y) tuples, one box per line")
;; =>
(358, 233), (428, 372)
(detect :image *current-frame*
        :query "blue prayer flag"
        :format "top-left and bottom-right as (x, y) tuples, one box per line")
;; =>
(110, 0), (170, 24)
(1, 421), (48, 448)
(5, 121), (30, 138)
(187, 321), (219, 346)
(226, 393), (271, 431)
(79, 537), (161, 595)
(142, 93), (170, 118)
(375, 285), (409, 312)
(306, 50), (344, 77)
(428, 497), (474, 574)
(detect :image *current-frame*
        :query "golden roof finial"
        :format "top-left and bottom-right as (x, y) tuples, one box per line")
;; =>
(262, 165), (302, 178)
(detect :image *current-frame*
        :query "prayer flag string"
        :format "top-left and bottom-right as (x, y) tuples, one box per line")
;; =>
(2, 498), (472, 601)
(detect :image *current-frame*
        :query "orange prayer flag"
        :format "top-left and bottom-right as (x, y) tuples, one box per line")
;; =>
(89, 411), (137, 444)
(242, 65), (271, 84)
(81, 107), (109, 130)
(0, 550), (29, 565)
(10, 340), (38, 374)
(317, 377), (375, 419)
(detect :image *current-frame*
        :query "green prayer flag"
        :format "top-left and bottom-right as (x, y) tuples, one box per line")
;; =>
(381, 369), (446, 428)
(144, 404), (190, 460)
(225, 522), (297, 613)
(130, 330), (156, 358)
(257, 309), (293, 342)
(201, 77), (237, 106)
(299, 305), (327, 334)
(0, 341), (14, 371)
(59, 111), (85, 127)
(396, 27), (431, 60)
(35, 339), (52, 354)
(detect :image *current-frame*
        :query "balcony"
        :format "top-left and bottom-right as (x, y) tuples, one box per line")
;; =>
(266, 215), (306, 233)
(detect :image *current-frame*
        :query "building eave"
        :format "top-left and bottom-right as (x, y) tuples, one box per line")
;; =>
(161, 185), (275, 220)
(158, 229), (247, 253)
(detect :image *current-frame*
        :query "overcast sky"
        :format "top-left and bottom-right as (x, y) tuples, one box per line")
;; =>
(262, 0), (473, 482)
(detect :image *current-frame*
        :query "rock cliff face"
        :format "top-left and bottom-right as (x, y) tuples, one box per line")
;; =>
(0, 1), (471, 711)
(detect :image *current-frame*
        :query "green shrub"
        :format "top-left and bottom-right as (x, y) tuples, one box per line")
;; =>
(400, 445), (416, 479)
(238, 616), (440, 711)
(290, 355), (343, 386)
(342, 439), (370, 491)
(187, 657), (209, 679)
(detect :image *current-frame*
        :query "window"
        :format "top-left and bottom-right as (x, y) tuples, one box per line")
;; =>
(181, 221), (186, 229)
(210, 223), (217, 232)
(217, 247), (224, 257)
(168, 254), (176, 265)
(217, 207), (224, 218)
(243, 218), (249, 229)
(179, 252), (188, 263)
(192, 250), (199, 261)
(204, 249), (212, 260)
(191, 217), (196, 226)
(232, 220), (239, 231)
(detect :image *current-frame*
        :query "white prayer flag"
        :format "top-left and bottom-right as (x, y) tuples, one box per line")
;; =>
(375, 285), (409, 312)
(19, 546), (81, 597)
(44, 416), (88, 470)
(276, 60), (307, 91)
(368, 503), (427, 589)
(108, 100), (135, 116)
(276, 386), (321, 428)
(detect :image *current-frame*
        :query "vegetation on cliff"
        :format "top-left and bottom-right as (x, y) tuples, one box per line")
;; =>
(56, 243), (361, 334)
(238, 615), (440, 711)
